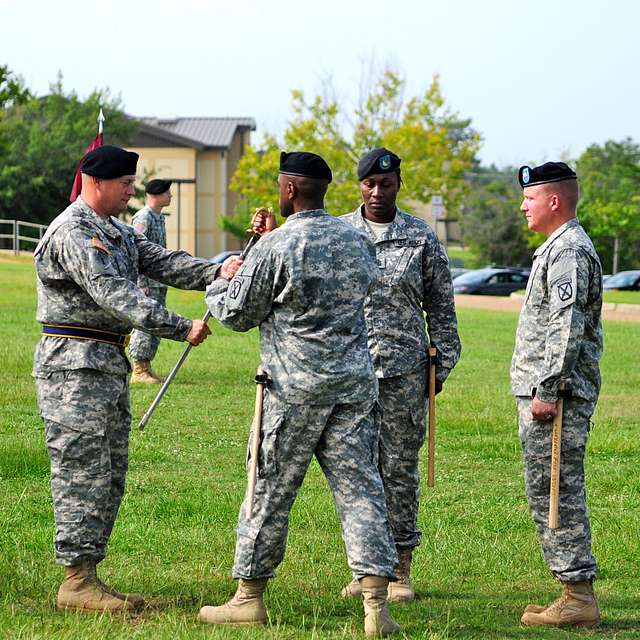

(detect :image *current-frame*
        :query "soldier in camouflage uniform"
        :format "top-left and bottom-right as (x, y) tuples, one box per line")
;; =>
(129, 178), (172, 383)
(511, 162), (603, 628)
(199, 152), (401, 637)
(339, 148), (461, 603)
(33, 145), (239, 612)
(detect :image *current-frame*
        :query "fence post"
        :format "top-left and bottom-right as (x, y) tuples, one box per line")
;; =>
(13, 221), (19, 255)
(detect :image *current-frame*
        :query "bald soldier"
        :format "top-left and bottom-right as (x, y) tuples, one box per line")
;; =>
(199, 152), (400, 637)
(511, 162), (603, 627)
(33, 145), (240, 612)
(129, 178), (172, 384)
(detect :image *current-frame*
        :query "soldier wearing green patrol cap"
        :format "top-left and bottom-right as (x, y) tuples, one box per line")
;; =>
(129, 179), (174, 384)
(512, 161), (603, 628)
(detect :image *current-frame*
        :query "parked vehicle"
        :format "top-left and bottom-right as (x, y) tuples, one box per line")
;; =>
(453, 267), (529, 296)
(602, 270), (640, 291)
(450, 267), (470, 280)
(211, 250), (242, 264)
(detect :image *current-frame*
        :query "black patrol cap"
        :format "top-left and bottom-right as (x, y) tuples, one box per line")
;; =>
(145, 179), (172, 194)
(279, 151), (332, 183)
(518, 162), (577, 188)
(357, 147), (401, 181)
(80, 145), (139, 179)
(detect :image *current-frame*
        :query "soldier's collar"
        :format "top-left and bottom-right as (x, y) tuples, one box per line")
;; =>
(533, 218), (579, 257)
(286, 208), (328, 222)
(358, 206), (407, 242)
(75, 197), (123, 241)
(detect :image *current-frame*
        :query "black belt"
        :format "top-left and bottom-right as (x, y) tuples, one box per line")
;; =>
(42, 324), (130, 347)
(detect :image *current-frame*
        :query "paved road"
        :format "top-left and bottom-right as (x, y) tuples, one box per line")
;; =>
(455, 294), (640, 323)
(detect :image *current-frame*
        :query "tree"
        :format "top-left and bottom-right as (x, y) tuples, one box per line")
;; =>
(0, 65), (31, 109)
(576, 138), (640, 272)
(225, 70), (481, 236)
(459, 166), (533, 267)
(0, 73), (138, 225)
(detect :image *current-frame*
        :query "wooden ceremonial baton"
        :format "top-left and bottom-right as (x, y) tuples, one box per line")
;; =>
(548, 382), (571, 529)
(138, 232), (260, 431)
(246, 367), (268, 520)
(427, 346), (437, 487)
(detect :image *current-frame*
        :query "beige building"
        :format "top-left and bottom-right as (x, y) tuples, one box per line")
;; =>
(129, 116), (256, 258)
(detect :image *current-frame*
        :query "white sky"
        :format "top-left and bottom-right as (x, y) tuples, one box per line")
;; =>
(2, 0), (639, 167)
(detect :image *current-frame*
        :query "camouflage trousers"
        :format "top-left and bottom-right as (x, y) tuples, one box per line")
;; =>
(517, 396), (597, 582)
(232, 389), (397, 580)
(35, 369), (131, 566)
(129, 287), (167, 361)
(378, 366), (428, 549)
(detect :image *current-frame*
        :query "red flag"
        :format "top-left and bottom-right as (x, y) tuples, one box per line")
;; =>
(69, 132), (103, 202)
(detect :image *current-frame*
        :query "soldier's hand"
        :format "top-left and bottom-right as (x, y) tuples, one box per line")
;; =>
(220, 256), (243, 280)
(186, 319), (211, 346)
(250, 207), (278, 235)
(531, 397), (557, 422)
(142, 287), (150, 296)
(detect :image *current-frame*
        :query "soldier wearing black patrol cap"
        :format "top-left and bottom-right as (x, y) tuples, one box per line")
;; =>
(32, 144), (242, 613)
(200, 150), (401, 636)
(339, 147), (461, 604)
(129, 178), (173, 383)
(512, 161), (603, 628)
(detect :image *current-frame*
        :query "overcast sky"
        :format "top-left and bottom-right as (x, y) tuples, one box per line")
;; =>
(2, 0), (638, 167)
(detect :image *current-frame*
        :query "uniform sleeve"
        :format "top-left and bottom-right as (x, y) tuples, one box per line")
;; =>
(206, 249), (277, 332)
(536, 248), (592, 402)
(422, 241), (461, 383)
(135, 234), (219, 290)
(56, 227), (192, 341)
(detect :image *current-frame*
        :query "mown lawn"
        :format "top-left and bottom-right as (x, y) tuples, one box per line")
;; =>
(1, 255), (639, 639)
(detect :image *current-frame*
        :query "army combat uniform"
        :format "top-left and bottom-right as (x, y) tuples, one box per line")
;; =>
(511, 218), (603, 582)
(33, 196), (218, 566)
(341, 206), (461, 550)
(129, 205), (168, 362)
(206, 209), (397, 580)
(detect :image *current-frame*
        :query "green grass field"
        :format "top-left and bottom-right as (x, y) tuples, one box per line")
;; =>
(1, 255), (639, 639)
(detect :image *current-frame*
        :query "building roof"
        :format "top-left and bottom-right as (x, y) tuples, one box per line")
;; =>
(136, 117), (256, 150)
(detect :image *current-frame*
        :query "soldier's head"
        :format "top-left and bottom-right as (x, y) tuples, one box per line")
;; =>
(80, 145), (139, 218)
(518, 162), (579, 236)
(145, 179), (173, 211)
(277, 151), (332, 217)
(357, 148), (401, 221)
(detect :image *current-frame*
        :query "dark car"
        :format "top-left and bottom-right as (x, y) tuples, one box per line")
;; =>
(210, 250), (242, 264)
(453, 267), (529, 296)
(602, 270), (640, 291)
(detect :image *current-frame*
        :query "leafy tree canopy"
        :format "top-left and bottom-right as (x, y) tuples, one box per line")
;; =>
(0, 70), (137, 225)
(576, 138), (640, 271)
(225, 70), (481, 236)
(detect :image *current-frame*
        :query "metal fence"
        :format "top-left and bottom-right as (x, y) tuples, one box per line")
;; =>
(0, 219), (48, 254)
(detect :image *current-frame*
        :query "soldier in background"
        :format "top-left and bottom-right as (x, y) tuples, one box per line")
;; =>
(129, 178), (172, 383)
(199, 152), (400, 637)
(33, 145), (239, 612)
(340, 148), (461, 602)
(511, 162), (603, 627)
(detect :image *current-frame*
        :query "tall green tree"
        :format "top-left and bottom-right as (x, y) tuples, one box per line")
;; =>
(460, 166), (533, 267)
(576, 138), (640, 272)
(226, 70), (481, 235)
(0, 73), (137, 225)
(0, 65), (31, 109)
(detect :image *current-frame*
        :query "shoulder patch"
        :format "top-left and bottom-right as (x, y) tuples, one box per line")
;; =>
(90, 237), (112, 256)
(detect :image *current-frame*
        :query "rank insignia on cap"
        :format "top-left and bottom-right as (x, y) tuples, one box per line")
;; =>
(522, 167), (530, 184)
(379, 154), (391, 170)
(90, 237), (111, 256)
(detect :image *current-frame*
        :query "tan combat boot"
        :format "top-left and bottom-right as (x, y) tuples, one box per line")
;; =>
(57, 560), (136, 612)
(131, 360), (163, 384)
(520, 580), (600, 627)
(360, 576), (401, 637)
(93, 564), (145, 610)
(198, 578), (268, 625)
(387, 547), (414, 603)
(341, 577), (362, 598)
